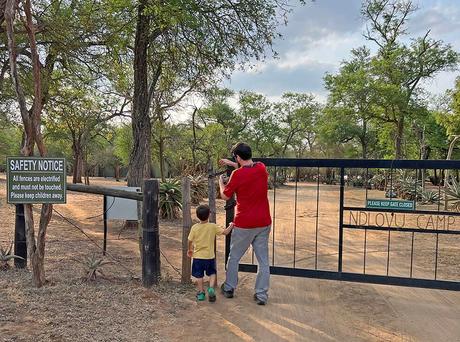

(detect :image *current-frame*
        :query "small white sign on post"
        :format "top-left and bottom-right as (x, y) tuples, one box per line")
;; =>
(105, 186), (141, 220)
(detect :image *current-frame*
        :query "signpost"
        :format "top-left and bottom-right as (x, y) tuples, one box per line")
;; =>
(7, 157), (66, 204)
(366, 198), (414, 211)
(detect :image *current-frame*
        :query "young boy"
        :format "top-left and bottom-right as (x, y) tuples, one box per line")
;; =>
(188, 204), (233, 302)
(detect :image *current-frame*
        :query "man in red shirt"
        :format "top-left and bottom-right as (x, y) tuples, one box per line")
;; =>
(219, 142), (271, 305)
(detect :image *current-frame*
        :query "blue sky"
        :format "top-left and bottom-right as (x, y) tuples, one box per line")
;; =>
(223, 0), (460, 102)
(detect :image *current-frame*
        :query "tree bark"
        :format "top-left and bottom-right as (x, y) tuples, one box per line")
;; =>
(395, 117), (404, 159)
(114, 163), (120, 181)
(72, 141), (83, 184)
(159, 135), (166, 181)
(127, 0), (151, 187)
(6, 0), (52, 287)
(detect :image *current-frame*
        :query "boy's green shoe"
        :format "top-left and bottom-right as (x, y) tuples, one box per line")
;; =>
(207, 287), (216, 302)
(196, 291), (206, 301)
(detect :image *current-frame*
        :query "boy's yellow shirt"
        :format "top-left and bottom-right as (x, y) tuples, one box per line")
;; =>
(188, 222), (223, 259)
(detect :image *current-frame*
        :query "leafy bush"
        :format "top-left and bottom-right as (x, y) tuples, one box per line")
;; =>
(352, 177), (364, 187)
(0, 241), (24, 271)
(160, 179), (182, 219)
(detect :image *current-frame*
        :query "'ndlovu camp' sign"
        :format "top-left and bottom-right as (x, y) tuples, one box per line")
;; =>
(7, 157), (66, 204)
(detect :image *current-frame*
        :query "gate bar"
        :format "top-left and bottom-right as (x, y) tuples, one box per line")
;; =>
(338, 167), (345, 273)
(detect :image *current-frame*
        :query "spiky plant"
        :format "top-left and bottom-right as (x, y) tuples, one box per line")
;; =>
(0, 242), (24, 271)
(446, 177), (460, 211)
(397, 176), (422, 200)
(160, 179), (182, 219)
(74, 253), (112, 281)
(419, 189), (441, 205)
(371, 174), (385, 190)
(189, 175), (208, 205)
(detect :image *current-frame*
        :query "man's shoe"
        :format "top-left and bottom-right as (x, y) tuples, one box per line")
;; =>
(220, 284), (234, 298)
(253, 294), (266, 305)
(207, 287), (216, 302)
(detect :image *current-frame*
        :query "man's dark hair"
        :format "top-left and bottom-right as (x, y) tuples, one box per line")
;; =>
(231, 142), (252, 161)
(196, 204), (210, 221)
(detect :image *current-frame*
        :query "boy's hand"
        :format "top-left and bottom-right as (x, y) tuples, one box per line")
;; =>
(187, 250), (193, 258)
(228, 222), (234, 229)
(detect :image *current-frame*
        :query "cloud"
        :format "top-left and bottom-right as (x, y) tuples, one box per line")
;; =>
(224, 0), (460, 100)
(225, 60), (335, 98)
(409, 2), (460, 36)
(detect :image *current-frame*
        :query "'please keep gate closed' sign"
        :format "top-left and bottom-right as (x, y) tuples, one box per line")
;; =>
(7, 157), (66, 204)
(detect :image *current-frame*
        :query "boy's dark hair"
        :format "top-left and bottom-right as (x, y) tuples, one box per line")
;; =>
(231, 142), (252, 161)
(196, 204), (210, 221)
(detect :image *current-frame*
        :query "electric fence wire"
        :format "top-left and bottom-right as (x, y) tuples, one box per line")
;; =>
(51, 207), (182, 277)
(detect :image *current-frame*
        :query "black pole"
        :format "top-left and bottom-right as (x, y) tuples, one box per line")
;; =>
(14, 204), (27, 268)
(338, 167), (345, 274)
(103, 195), (107, 256)
(142, 179), (160, 287)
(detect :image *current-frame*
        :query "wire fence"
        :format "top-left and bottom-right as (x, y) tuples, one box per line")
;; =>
(1, 205), (182, 278)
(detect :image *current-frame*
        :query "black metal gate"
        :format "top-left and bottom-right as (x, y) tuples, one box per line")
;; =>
(225, 158), (460, 290)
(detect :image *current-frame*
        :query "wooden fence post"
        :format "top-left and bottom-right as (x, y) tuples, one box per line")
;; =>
(181, 177), (192, 284)
(142, 179), (160, 287)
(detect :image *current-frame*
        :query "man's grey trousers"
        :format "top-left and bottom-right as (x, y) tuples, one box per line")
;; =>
(223, 226), (271, 302)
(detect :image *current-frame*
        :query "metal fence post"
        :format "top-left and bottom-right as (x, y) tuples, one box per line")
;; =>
(338, 167), (345, 274)
(14, 204), (27, 268)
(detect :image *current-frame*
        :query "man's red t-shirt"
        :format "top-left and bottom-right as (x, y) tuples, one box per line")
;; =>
(223, 162), (272, 228)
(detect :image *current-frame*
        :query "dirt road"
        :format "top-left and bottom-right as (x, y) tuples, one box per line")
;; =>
(1, 175), (460, 341)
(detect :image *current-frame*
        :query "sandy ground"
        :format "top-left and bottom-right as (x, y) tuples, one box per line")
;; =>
(1, 174), (460, 341)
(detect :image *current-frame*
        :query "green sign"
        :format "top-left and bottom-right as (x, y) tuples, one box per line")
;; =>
(366, 198), (414, 211)
(7, 157), (66, 204)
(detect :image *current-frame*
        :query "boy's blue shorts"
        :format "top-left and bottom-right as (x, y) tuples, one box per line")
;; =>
(192, 258), (216, 278)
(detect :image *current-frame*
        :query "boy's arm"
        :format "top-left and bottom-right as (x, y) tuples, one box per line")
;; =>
(221, 222), (234, 236)
(187, 240), (193, 258)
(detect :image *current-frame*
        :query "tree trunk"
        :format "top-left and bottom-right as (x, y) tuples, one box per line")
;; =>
(191, 107), (198, 170)
(114, 163), (120, 181)
(6, 0), (52, 287)
(159, 135), (165, 182)
(395, 118), (404, 159)
(72, 143), (83, 184)
(127, 0), (151, 187)
(361, 119), (368, 159)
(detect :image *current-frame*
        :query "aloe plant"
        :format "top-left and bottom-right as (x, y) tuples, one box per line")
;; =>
(419, 189), (441, 205)
(445, 177), (460, 211)
(74, 254), (112, 281)
(0, 242), (24, 271)
(189, 175), (208, 205)
(160, 179), (182, 219)
(397, 175), (422, 200)
(371, 174), (385, 190)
